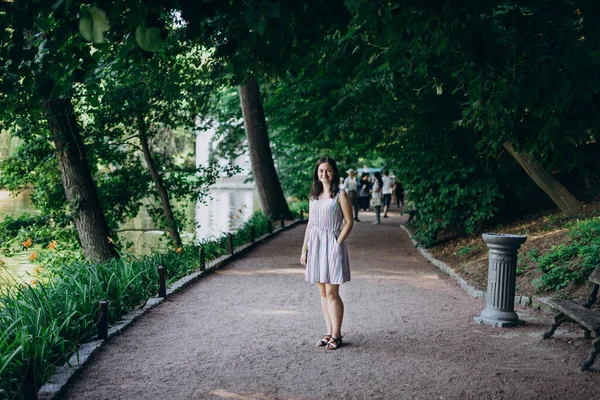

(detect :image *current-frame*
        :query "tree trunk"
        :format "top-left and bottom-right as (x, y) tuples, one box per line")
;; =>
(44, 98), (117, 262)
(503, 142), (583, 217)
(136, 110), (182, 247)
(238, 75), (293, 219)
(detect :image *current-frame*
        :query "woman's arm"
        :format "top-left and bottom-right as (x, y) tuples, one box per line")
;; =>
(336, 190), (354, 245)
(300, 211), (311, 265)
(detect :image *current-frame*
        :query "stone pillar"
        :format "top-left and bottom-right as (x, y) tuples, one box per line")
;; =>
(474, 233), (527, 327)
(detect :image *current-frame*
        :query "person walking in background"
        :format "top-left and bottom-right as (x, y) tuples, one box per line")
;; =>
(395, 179), (405, 208)
(300, 157), (354, 350)
(371, 171), (383, 224)
(382, 170), (393, 218)
(343, 168), (360, 222)
(358, 172), (371, 211)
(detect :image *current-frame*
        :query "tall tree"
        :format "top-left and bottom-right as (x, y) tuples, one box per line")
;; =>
(0, 2), (118, 261)
(239, 76), (290, 218)
(44, 99), (117, 261)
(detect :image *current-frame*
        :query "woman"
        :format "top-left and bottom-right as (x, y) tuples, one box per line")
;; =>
(371, 172), (383, 224)
(300, 157), (354, 350)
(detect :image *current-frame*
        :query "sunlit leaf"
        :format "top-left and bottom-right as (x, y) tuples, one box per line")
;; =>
(79, 6), (110, 43)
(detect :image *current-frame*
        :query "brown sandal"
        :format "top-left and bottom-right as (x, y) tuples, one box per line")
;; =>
(326, 336), (343, 350)
(316, 335), (332, 347)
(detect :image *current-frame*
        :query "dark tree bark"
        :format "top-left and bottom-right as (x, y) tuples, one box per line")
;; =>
(136, 110), (182, 248)
(503, 142), (583, 217)
(44, 98), (117, 262)
(238, 75), (293, 220)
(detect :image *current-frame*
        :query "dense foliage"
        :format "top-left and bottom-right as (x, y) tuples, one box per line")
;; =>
(254, 0), (600, 244)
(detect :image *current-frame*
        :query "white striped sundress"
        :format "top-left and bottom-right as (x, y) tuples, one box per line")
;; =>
(305, 192), (351, 284)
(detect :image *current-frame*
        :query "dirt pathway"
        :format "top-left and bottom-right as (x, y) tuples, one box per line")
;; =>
(62, 210), (600, 400)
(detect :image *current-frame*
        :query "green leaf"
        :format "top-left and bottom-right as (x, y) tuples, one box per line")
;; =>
(79, 6), (110, 43)
(37, 17), (52, 31)
(257, 18), (268, 37)
(265, 3), (280, 18)
(89, 96), (100, 108)
(135, 26), (162, 52)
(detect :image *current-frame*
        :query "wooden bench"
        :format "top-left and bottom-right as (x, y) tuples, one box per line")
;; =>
(540, 266), (600, 371)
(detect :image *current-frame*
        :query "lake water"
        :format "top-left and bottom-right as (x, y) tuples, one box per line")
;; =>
(0, 180), (258, 285)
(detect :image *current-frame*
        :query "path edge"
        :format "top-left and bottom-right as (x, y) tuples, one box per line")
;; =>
(38, 219), (306, 400)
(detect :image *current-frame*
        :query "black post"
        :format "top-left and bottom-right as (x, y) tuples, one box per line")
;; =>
(199, 246), (205, 272)
(158, 265), (166, 298)
(267, 219), (273, 234)
(300, 209), (303, 220)
(227, 233), (234, 255)
(249, 225), (255, 243)
(281, 216), (285, 228)
(22, 360), (38, 400)
(98, 300), (108, 340)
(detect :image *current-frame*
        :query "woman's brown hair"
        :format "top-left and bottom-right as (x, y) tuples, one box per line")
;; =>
(309, 157), (340, 200)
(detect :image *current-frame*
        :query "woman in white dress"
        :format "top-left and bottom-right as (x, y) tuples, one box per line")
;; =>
(300, 157), (354, 350)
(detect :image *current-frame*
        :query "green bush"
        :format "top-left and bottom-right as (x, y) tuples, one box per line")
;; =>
(289, 200), (309, 219)
(534, 217), (600, 291)
(409, 166), (500, 247)
(0, 214), (78, 256)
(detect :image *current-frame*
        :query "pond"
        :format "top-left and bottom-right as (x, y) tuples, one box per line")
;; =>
(0, 180), (259, 285)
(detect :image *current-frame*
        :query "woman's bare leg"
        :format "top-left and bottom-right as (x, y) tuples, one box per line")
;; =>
(317, 283), (332, 335)
(374, 206), (381, 224)
(325, 284), (344, 338)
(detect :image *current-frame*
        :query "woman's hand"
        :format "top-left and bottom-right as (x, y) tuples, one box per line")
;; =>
(300, 247), (307, 265)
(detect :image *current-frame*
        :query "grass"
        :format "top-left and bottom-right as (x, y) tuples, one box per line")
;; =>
(0, 210), (277, 399)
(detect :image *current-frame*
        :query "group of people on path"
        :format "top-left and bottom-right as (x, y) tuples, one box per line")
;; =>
(342, 168), (404, 225)
(299, 157), (405, 351)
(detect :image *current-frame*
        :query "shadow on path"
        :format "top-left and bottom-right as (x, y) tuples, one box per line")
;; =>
(62, 210), (600, 400)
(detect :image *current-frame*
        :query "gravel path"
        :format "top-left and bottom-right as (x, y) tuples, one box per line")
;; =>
(62, 211), (600, 400)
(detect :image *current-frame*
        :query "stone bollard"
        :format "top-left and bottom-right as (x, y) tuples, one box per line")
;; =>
(249, 225), (255, 244)
(199, 246), (205, 272)
(98, 300), (109, 340)
(300, 209), (304, 220)
(474, 233), (527, 327)
(281, 216), (285, 228)
(227, 233), (234, 255)
(267, 219), (273, 234)
(157, 265), (166, 298)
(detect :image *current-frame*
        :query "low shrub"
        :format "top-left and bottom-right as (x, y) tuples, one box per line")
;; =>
(289, 200), (309, 219)
(534, 217), (600, 291)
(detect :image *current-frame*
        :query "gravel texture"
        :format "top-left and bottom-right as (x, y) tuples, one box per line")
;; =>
(61, 211), (600, 400)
